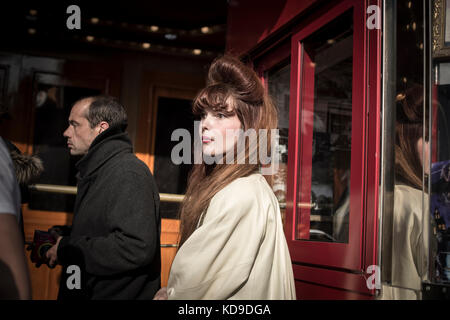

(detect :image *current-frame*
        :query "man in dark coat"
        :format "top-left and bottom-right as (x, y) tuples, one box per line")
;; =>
(45, 96), (161, 300)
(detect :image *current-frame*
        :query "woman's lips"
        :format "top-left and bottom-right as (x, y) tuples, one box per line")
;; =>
(202, 136), (212, 143)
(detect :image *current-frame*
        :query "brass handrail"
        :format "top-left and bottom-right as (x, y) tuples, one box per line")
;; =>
(29, 184), (77, 195)
(29, 184), (304, 208)
(25, 240), (179, 248)
(29, 184), (185, 203)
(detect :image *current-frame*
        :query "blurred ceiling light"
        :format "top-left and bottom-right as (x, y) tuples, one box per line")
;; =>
(165, 33), (177, 40)
(150, 25), (159, 32)
(193, 49), (202, 55)
(142, 43), (151, 49)
(91, 17), (99, 24)
(86, 35), (95, 42)
(201, 26), (210, 34)
(408, 1), (412, 8)
(27, 28), (36, 35)
(412, 22), (416, 31)
(29, 9), (37, 16)
(327, 39), (335, 44)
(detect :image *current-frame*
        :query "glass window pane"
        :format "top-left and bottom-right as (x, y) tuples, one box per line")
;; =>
(153, 97), (194, 219)
(297, 10), (353, 243)
(432, 71), (450, 284)
(380, 0), (428, 298)
(267, 64), (290, 208)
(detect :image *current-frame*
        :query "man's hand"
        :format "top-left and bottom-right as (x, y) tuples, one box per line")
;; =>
(45, 236), (62, 268)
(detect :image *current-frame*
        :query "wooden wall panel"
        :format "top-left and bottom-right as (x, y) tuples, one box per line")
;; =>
(23, 206), (72, 300)
(24, 209), (180, 298)
(135, 71), (204, 171)
(2, 52), (198, 299)
(160, 218), (180, 287)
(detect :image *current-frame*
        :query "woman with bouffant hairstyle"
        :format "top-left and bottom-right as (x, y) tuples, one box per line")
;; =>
(394, 84), (427, 190)
(380, 84), (429, 300)
(154, 56), (295, 300)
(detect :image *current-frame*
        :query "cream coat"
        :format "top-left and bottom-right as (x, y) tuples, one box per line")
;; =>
(380, 184), (429, 300)
(167, 173), (296, 300)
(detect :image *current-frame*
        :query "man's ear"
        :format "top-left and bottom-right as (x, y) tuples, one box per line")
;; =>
(98, 121), (109, 134)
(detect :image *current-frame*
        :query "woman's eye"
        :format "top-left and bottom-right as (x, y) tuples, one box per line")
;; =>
(216, 113), (225, 119)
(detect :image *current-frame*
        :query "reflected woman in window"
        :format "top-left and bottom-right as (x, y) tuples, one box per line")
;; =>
(381, 85), (429, 300)
(154, 56), (296, 300)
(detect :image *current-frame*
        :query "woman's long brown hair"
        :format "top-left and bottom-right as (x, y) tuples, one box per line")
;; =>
(395, 84), (427, 190)
(178, 56), (278, 248)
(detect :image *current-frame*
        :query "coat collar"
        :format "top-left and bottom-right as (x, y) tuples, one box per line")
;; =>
(76, 126), (133, 179)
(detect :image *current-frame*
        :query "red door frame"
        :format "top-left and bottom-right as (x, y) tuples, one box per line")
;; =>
(286, 0), (365, 270)
(254, 0), (381, 298)
(282, 0), (381, 296)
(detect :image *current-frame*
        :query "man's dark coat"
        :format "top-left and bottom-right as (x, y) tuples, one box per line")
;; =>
(57, 127), (161, 299)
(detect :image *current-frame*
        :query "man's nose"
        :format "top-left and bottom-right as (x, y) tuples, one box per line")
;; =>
(63, 126), (70, 138)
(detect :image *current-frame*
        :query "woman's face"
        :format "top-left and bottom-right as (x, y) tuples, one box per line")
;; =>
(200, 108), (242, 157)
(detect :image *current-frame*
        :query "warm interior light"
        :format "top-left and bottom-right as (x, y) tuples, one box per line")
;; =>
(193, 49), (202, 55)
(142, 43), (151, 49)
(201, 26), (210, 34)
(150, 25), (159, 32)
(28, 28), (36, 35)
(91, 17), (99, 24)
(29, 9), (37, 16)
(86, 36), (95, 42)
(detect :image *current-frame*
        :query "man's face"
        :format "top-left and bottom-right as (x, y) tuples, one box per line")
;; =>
(63, 99), (100, 155)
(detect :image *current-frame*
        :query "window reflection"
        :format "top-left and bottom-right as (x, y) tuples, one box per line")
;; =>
(267, 64), (290, 208)
(381, 0), (428, 300)
(432, 77), (450, 284)
(297, 10), (353, 243)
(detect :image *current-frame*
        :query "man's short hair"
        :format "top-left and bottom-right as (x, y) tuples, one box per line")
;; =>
(85, 96), (128, 131)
